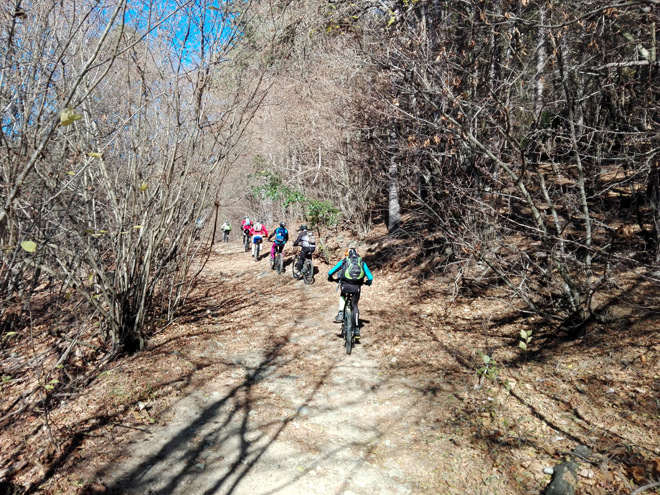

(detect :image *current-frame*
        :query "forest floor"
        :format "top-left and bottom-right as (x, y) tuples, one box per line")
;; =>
(3, 227), (660, 495)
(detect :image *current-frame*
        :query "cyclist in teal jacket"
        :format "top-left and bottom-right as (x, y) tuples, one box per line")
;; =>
(327, 247), (373, 339)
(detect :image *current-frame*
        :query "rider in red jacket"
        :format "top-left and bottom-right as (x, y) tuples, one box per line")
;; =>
(249, 221), (268, 258)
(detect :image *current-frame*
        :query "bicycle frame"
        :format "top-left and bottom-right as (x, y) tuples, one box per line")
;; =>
(272, 244), (284, 274)
(342, 291), (358, 328)
(343, 291), (357, 354)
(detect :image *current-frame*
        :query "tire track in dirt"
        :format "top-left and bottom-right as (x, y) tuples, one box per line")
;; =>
(100, 241), (513, 495)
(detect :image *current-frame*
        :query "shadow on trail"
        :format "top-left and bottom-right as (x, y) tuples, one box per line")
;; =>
(100, 331), (391, 495)
(102, 336), (307, 495)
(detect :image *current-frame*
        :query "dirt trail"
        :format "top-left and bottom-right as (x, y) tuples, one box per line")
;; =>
(99, 241), (512, 495)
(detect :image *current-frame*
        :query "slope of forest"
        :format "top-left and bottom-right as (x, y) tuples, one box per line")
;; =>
(2, 0), (660, 494)
(2, 231), (660, 494)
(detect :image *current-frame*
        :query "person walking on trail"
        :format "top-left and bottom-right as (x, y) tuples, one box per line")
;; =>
(249, 220), (268, 258)
(220, 219), (232, 241)
(268, 221), (289, 268)
(327, 247), (373, 340)
(293, 224), (316, 277)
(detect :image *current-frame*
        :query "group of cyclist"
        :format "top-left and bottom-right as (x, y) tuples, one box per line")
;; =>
(219, 216), (374, 341)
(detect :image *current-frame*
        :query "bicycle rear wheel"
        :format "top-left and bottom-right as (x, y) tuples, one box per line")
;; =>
(254, 242), (260, 261)
(244, 235), (249, 252)
(303, 259), (314, 285)
(276, 253), (283, 274)
(292, 255), (301, 279)
(345, 307), (353, 355)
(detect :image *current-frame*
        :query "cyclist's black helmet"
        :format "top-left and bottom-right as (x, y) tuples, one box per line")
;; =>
(299, 224), (307, 231)
(347, 247), (358, 258)
(280, 222), (286, 228)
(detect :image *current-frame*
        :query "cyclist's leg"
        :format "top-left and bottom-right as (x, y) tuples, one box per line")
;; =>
(352, 288), (362, 336)
(335, 291), (346, 322)
(296, 247), (307, 271)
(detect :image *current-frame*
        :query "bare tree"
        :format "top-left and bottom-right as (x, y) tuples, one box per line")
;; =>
(0, 0), (268, 354)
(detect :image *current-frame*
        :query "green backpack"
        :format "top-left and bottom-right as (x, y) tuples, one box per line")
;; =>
(343, 255), (365, 282)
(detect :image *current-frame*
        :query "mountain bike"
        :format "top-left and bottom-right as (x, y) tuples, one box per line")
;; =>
(342, 291), (357, 355)
(329, 276), (362, 355)
(292, 249), (314, 284)
(253, 238), (262, 262)
(271, 244), (284, 274)
(243, 230), (250, 252)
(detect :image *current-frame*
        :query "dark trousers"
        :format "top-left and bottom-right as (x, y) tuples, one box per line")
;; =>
(296, 246), (315, 270)
(340, 282), (361, 322)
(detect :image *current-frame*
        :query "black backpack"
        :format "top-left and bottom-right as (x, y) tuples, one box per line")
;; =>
(342, 255), (365, 282)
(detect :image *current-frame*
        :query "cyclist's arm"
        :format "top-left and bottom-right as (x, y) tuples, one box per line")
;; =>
(328, 261), (343, 277)
(363, 263), (373, 282)
(293, 232), (304, 246)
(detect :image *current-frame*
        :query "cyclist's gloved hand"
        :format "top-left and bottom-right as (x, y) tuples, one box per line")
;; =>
(327, 275), (333, 282)
(366, 279), (372, 286)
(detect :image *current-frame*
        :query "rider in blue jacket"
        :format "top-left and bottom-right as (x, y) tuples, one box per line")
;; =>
(327, 247), (373, 339)
(268, 222), (289, 268)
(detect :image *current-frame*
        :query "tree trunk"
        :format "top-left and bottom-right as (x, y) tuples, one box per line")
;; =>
(388, 124), (401, 233)
(534, 5), (546, 119)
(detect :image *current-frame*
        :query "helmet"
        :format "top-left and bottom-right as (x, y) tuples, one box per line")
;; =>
(345, 247), (358, 257)
(244, 216), (248, 219)
(299, 224), (307, 231)
(280, 222), (286, 228)
(225, 220), (229, 223)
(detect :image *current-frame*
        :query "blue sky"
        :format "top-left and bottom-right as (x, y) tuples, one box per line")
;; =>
(123, 0), (242, 67)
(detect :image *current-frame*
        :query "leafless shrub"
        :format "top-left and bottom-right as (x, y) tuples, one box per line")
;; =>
(0, 0), (268, 354)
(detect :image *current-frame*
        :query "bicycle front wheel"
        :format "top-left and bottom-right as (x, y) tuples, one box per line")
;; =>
(345, 308), (353, 355)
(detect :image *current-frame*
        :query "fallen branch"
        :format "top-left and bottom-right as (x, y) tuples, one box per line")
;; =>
(48, 331), (103, 351)
(630, 481), (660, 495)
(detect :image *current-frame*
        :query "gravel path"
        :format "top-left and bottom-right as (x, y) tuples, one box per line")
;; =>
(100, 241), (511, 495)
